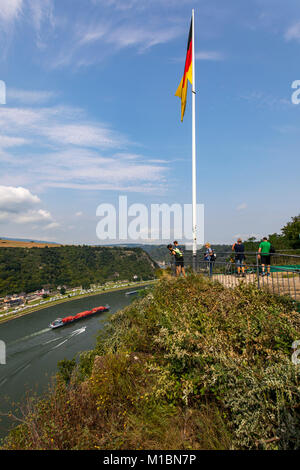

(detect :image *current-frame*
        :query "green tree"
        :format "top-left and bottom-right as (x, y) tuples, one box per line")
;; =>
(281, 214), (300, 249)
(0, 245), (157, 296)
(82, 282), (90, 290)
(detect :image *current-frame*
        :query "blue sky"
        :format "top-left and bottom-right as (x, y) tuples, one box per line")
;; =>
(0, 0), (299, 245)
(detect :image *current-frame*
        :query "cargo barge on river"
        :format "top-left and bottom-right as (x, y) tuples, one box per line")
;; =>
(49, 305), (110, 329)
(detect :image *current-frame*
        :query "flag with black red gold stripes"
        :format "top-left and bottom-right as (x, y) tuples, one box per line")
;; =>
(175, 19), (193, 121)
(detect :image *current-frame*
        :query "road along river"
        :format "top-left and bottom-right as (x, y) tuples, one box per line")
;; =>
(0, 286), (147, 442)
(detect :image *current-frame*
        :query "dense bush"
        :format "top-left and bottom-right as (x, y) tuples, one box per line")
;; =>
(2, 275), (300, 450)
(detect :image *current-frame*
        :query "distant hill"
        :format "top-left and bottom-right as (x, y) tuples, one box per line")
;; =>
(0, 245), (157, 296)
(0, 238), (62, 248)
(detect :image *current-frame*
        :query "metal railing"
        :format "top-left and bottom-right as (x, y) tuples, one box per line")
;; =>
(170, 251), (300, 303)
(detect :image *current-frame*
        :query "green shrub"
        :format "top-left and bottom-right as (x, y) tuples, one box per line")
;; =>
(3, 275), (300, 450)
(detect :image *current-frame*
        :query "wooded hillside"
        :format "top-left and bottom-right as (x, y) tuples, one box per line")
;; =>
(0, 245), (157, 296)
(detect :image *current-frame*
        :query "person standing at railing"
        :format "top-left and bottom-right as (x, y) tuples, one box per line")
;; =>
(173, 241), (186, 278)
(232, 238), (246, 277)
(258, 237), (271, 277)
(167, 242), (186, 278)
(204, 243), (214, 276)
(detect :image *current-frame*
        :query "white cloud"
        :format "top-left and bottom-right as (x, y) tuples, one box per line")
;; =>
(239, 91), (292, 109)
(0, 0), (227, 70)
(14, 208), (52, 224)
(78, 24), (108, 46)
(45, 181), (165, 193)
(0, 103), (168, 193)
(28, 148), (167, 192)
(0, 0), (55, 63)
(0, 0), (23, 23)
(0, 185), (40, 212)
(107, 24), (182, 52)
(7, 88), (57, 105)
(43, 221), (60, 230)
(0, 135), (29, 147)
(28, 0), (53, 31)
(195, 51), (225, 61)
(91, 0), (193, 12)
(113, 152), (141, 160)
(90, 0), (141, 10)
(0, 0), (50, 28)
(0, 0), (54, 59)
(0, 105), (127, 150)
(285, 22), (300, 41)
(78, 21), (183, 53)
(52, 2), (188, 69)
(0, 185), (56, 226)
(42, 123), (127, 149)
(0, 106), (45, 128)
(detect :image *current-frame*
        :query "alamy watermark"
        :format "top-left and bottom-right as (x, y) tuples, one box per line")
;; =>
(291, 80), (300, 104)
(292, 340), (300, 365)
(0, 340), (6, 365)
(0, 80), (6, 105)
(96, 196), (204, 248)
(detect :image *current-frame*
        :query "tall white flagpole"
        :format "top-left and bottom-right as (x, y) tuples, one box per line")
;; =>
(192, 9), (197, 269)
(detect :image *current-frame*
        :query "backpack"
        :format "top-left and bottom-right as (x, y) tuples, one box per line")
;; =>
(210, 249), (216, 261)
(173, 247), (183, 259)
(269, 245), (276, 254)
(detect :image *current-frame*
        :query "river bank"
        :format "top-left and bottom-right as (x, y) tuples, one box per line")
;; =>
(0, 280), (157, 326)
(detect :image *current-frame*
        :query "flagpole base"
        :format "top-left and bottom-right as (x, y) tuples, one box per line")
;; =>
(192, 253), (197, 272)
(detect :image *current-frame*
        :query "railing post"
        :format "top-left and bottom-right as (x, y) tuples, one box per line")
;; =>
(256, 253), (260, 289)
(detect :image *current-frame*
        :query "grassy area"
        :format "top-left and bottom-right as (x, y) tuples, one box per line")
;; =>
(0, 239), (62, 248)
(2, 274), (300, 450)
(0, 280), (157, 325)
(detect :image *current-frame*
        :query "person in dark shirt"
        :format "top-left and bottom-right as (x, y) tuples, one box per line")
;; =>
(232, 238), (246, 277)
(167, 242), (186, 277)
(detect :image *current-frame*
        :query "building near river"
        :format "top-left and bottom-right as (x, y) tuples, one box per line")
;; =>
(3, 297), (25, 309)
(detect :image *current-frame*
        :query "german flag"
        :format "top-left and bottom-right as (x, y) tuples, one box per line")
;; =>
(175, 19), (193, 121)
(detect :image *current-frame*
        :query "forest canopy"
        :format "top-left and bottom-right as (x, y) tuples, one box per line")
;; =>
(0, 245), (157, 296)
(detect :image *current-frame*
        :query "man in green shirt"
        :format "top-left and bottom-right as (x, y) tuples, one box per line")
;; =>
(258, 237), (271, 276)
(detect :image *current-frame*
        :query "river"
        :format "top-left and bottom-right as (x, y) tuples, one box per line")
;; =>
(0, 286), (146, 443)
